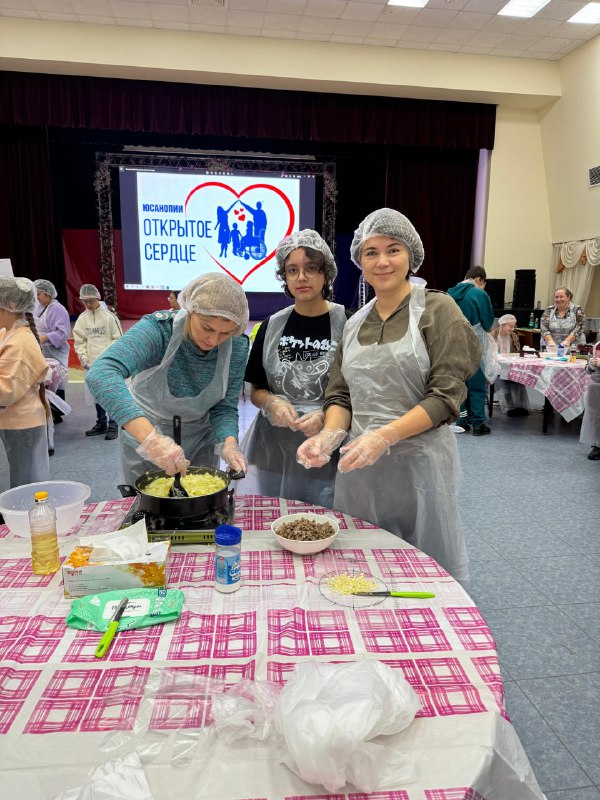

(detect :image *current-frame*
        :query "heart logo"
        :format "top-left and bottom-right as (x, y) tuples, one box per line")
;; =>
(184, 181), (295, 285)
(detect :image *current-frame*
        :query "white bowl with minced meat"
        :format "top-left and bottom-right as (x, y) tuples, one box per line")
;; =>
(270, 513), (339, 555)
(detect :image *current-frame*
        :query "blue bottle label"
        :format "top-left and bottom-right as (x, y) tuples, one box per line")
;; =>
(216, 554), (240, 585)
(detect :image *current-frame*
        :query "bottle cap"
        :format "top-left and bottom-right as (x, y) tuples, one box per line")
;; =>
(215, 524), (242, 546)
(34, 491), (48, 501)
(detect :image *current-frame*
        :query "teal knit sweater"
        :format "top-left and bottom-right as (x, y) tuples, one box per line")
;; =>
(87, 312), (249, 441)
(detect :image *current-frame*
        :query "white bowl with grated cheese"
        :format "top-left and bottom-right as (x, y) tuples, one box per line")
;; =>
(271, 513), (339, 555)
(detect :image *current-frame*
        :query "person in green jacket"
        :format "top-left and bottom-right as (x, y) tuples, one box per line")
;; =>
(448, 266), (495, 436)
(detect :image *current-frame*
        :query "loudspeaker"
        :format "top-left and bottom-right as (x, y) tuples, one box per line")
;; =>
(485, 278), (505, 311)
(512, 269), (536, 309)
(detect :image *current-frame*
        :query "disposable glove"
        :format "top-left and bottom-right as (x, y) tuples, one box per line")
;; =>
(295, 409), (325, 438)
(136, 427), (189, 476)
(338, 425), (400, 473)
(261, 394), (298, 429)
(217, 439), (248, 474)
(296, 429), (347, 469)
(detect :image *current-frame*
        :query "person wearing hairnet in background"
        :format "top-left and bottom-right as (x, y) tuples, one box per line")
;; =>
(87, 273), (250, 484)
(73, 284), (123, 440)
(297, 209), (482, 584)
(490, 313), (529, 417)
(0, 276), (50, 491)
(34, 279), (71, 424)
(242, 230), (348, 506)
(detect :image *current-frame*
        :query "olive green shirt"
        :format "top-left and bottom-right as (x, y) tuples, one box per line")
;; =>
(325, 289), (482, 427)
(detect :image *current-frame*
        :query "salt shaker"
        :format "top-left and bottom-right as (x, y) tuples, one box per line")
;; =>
(214, 524), (242, 593)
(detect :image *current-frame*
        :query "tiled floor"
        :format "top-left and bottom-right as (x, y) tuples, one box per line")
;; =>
(52, 377), (600, 798)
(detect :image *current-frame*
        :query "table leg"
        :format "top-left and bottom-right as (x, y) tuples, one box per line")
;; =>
(543, 397), (551, 434)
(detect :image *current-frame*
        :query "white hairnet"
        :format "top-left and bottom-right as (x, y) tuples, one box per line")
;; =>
(34, 279), (58, 299)
(275, 230), (337, 283)
(179, 272), (249, 337)
(350, 208), (425, 273)
(0, 276), (36, 314)
(498, 314), (517, 326)
(79, 284), (101, 299)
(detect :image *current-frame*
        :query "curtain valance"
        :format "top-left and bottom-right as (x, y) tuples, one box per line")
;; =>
(0, 71), (496, 150)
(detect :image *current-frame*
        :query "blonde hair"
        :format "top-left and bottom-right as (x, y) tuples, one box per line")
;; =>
(182, 313), (237, 342)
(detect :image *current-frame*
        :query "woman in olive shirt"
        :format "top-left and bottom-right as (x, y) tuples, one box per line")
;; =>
(297, 208), (481, 584)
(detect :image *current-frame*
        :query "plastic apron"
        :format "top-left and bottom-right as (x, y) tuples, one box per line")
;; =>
(120, 310), (232, 485)
(36, 303), (70, 390)
(333, 287), (469, 584)
(580, 344), (600, 447)
(547, 304), (578, 346)
(241, 303), (346, 507)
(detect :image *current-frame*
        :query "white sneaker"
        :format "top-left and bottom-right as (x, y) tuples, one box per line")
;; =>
(449, 424), (466, 434)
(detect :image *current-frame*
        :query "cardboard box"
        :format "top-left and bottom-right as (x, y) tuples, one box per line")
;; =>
(62, 540), (171, 599)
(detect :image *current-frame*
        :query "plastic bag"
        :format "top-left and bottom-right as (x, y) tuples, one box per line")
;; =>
(275, 660), (419, 792)
(51, 751), (154, 800)
(211, 679), (282, 744)
(66, 588), (184, 632)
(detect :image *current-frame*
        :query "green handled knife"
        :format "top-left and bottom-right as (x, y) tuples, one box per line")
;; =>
(95, 597), (129, 659)
(353, 591), (435, 598)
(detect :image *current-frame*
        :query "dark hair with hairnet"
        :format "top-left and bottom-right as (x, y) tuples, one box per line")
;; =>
(275, 230), (337, 301)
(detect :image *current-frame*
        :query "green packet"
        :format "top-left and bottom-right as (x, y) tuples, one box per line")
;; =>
(66, 587), (185, 632)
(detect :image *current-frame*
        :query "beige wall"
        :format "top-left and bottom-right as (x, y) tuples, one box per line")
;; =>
(540, 35), (600, 242)
(484, 109), (554, 307)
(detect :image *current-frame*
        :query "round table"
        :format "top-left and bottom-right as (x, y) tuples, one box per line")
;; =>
(0, 495), (544, 799)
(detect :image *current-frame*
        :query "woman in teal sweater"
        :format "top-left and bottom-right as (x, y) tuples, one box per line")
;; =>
(87, 273), (249, 484)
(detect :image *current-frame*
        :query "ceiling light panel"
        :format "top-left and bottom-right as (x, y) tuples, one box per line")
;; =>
(388, 0), (430, 9)
(568, 2), (600, 22)
(498, 0), (551, 18)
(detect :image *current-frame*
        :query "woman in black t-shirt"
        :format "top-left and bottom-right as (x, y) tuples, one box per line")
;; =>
(242, 230), (347, 507)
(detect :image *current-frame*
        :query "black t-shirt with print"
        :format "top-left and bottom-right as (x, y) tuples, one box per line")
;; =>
(244, 309), (335, 390)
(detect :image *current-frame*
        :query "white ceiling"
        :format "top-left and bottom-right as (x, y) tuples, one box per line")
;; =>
(1, 0), (599, 61)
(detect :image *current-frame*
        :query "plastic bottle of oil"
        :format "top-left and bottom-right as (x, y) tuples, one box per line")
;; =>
(29, 491), (60, 575)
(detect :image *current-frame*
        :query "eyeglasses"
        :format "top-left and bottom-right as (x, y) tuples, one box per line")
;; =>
(284, 264), (322, 279)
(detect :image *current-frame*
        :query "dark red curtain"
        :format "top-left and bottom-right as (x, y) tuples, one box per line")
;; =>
(384, 147), (480, 290)
(0, 124), (61, 282)
(0, 71), (495, 150)
(0, 70), (496, 306)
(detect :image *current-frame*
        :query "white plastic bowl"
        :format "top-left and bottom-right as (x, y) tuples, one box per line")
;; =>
(0, 481), (91, 537)
(271, 512), (339, 555)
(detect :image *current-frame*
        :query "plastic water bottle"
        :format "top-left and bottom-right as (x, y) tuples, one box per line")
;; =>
(29, 491), (60, 575)
(557, 343), (565, 360)
(214, 524), (242, 593)
(528, 312), (535, 328)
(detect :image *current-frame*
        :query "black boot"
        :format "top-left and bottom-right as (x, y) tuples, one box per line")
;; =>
(85, 422), (108, 436)
(105, 421), (119, 441)
(588, 446), (600, 461)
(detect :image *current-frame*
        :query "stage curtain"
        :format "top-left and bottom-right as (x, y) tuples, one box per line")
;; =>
(0, 71), (495, 150)
(384, 146), (480, 290)
(0, 124), (62, 286)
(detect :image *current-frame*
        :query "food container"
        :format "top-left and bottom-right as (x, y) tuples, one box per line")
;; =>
(271, 512), (339, 555)
(62, 540), (170, 599)
(0, 481), (91, 537)
(118, 466), (244, 519)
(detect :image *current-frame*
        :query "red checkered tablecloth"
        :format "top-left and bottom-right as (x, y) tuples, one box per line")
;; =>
(499, 355), (591, 421)
(0, 496), (543, 800)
